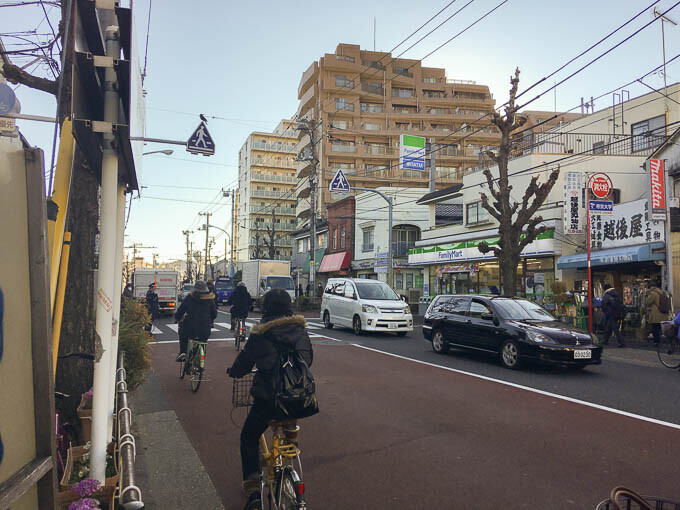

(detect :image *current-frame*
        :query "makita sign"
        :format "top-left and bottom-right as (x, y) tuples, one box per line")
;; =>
(648, 159), (666, 220)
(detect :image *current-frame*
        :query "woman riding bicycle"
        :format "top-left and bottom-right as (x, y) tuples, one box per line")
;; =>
(227, 281), (251, 331)
(227, 289), (313, 510)
(173, 280), (217, 362)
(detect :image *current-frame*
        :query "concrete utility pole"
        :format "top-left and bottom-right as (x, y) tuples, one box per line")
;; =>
(428, 137), (436, 192)
(182, 230), (193, 281)
(152, 253), (158, 268)
(199, 212), (211, 279)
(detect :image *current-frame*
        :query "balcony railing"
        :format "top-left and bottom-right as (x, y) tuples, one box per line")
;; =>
(335, 102), (355, 112)
(251, 221), (297, 231)
(362, 243), (375, 252)
(362, 60), (385, 71)
(250, 238), (293, 247)
(335, 78), (355, 88)
(251, 189), (293, 199)
(331, 143), (356, 153)
(250, 206), (296, 215)
(361, 82), (384, 95)
(251, 173), (296, 183)
(252, 158), (295, 169)
(252, 141), (297, 152)
(393, 67), (413, 78)
(364, 145), (395, 155)
(361, 103), (384, 113)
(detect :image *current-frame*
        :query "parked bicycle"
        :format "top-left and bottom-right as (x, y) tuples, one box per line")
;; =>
(232, 372), (307, 509)
(235, 317), (247, 351)
(657, 332), (680, 369)
(180, 338), (208, 392)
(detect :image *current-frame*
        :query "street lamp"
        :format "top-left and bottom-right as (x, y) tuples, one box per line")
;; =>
(142, 149), (174, 156)
(199, 223), (232, 276)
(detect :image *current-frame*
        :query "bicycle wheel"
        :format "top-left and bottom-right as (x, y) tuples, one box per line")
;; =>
(190, 346), (203, 392)
(658, 335), (680, 369)
(179, 356), (186, 379)
(275, 466), (302, 510)
(235, 327), (241, 352)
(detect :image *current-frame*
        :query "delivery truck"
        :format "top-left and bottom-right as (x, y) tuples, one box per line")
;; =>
(238, 260), (294, 310)
(132, 268), (179, 314)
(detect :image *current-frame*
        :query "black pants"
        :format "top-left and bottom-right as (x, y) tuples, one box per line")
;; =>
(604, 317), (624, 345)
(178, 326), (208, 354)
(651, 323), (662, 343)
(241, 400), (278, 480)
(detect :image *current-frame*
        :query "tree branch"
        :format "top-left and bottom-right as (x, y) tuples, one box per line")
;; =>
(479, 192), (502, 223)
(518, 216), (548, 252)
(1, 61), (58, 95)
(482, 168), (500, 202)
(478, 240), (502, 259)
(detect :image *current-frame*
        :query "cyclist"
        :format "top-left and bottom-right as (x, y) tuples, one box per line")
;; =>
(173, 280), (217, 362)
(227, 289), (313, 510)
(227, 281), (251, 331)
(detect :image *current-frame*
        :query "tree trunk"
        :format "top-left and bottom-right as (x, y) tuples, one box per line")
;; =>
(55, 152), (99, 435)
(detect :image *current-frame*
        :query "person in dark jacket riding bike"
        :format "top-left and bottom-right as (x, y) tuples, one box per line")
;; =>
(173, 280), (217, 362)
(227, 281), (251, 331)
(228, 289), (313, 510)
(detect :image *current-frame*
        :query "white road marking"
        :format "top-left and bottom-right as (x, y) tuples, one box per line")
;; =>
(351, 344), (680, 431)
(151, 338), (234, 344)
(166, 324), (179, 332)
(215, 322), (232, 329)
(151, 326), (163, 334)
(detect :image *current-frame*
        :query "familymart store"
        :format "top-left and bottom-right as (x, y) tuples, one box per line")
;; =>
(408, 227), (560, 305)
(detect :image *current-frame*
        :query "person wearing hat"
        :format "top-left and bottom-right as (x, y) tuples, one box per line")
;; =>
(226, 281), (251, 331)
(145, 283), (159, 324)
(173, 280), (217, 362)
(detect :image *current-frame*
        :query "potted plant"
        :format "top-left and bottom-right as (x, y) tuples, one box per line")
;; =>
(60, 441), (118, 491)
(76, 388), (93, 442)
(56, 478), (116, 510)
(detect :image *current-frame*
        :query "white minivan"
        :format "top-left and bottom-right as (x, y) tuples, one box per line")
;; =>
(320, 278), (413, 336)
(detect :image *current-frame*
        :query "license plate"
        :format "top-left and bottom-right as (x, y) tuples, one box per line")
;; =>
(574, 349), (591, 359)
(388, 323), (398, 329)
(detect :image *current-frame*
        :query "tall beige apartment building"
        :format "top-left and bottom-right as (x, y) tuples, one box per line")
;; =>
(295, 43), (501, 220)
(236, 120), (298, 261)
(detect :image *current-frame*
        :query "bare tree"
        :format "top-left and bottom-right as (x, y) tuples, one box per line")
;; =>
(262, 208), (279, 260)
(478, 69), (560, 297)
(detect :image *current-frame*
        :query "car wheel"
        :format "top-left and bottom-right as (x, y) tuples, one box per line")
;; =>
(432, 329), (449, 354)
(500, 339), (522, 370)
(323, 311), (334, 329)
(353, 315), (362, 336)
(396, 331), (407, 337)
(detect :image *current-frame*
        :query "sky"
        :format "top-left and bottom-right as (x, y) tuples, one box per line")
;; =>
(3, 0), (680, 264)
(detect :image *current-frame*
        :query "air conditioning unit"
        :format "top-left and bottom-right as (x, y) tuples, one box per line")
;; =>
(408, 288), (423, 304)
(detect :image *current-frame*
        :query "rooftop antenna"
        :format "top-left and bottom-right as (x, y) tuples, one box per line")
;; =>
(654, 7), (678, 114)
(373, 17), (376, 51)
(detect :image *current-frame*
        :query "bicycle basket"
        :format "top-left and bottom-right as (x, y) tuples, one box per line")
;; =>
(232, 372), (255, 408)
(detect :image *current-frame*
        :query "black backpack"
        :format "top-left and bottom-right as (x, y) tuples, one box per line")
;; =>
(612, 296), (626, 320)
(272, 347), (319, 419)
(658, 291), (672, 314)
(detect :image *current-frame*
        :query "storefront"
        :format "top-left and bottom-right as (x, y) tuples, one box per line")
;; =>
(409, 229), (559, 304)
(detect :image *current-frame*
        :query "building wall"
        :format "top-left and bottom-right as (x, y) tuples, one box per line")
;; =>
(327, 197), (355, 255)
(295, 43), (501, 221)
(236, 119), (298, 262)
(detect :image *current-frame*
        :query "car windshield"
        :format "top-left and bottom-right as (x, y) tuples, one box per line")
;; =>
(492, 298), (557, 321)
(355, 282), (399, 300)
(266, 276), (294, 290)
(215, 280), (234, 290)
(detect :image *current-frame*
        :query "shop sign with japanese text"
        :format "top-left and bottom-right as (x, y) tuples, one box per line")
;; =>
(563, 171), (582, 234)
(589, 198), (664, 250)
(648, 159), (666, 220)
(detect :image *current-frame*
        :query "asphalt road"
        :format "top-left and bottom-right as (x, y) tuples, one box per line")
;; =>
(144, 309), (680, 509)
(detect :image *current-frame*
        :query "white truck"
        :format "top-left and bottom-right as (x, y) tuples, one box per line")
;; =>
(132, 268), (180, 314)
(239, 260), (294, 310)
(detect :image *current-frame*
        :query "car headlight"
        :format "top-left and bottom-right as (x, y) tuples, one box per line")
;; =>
(404, 305), (411, 314)
(526, 330), (557, 345)
(362, 304), (378, 314)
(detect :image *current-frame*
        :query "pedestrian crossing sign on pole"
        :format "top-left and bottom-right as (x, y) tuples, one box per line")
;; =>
(329, 169), (350, 192)
(186, 121), (215, 156)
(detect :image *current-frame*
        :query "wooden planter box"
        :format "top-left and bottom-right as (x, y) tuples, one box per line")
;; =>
(60, 444), (118, 491)
(56, 483), (116, 509)
(76, 396), (92, 443)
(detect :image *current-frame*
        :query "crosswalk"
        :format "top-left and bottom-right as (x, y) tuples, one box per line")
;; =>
(150, 318), (325, 338)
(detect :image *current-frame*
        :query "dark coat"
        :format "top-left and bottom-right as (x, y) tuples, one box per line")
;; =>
(227, 285), (251, 317)
(229, 315), (313, 402)
(174, 291), (217, 340)
(145, 289), (159, 318)
(601, 288), (623, 320)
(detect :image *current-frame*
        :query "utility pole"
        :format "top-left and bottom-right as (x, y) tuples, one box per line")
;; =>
(199, 212), (211, 279)
(152, 253), (158, 268)
(124, 243), (157, 269)
(654, 8), (677, 116)
(182, 230), (193, 281)
(428, 137), (436, 192)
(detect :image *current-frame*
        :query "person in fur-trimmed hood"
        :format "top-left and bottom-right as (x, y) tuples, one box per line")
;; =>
(228, 288), (313, 510)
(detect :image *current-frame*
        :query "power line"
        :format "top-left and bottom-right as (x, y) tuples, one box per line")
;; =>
(142, 0), (152, 86)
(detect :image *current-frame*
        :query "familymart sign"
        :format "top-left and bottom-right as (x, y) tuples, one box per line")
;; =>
(400, 134), (425, 171)
(408, 230), (556, 265)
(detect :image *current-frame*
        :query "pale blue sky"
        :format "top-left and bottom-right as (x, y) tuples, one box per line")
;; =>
(3, 0), (680, 262)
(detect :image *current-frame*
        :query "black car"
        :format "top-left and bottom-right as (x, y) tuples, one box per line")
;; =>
(422, 295), (602, 369)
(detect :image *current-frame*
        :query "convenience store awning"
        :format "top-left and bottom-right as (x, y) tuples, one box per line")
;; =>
(556, 242), (665, 269)
(318, 251), (351, 273)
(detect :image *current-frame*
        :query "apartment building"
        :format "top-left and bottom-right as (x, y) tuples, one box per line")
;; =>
(294, 43), (501, 220)
(236, 120), (298, 262)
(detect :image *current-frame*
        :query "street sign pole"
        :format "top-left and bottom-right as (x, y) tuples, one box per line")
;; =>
(586, 173), (592, 334)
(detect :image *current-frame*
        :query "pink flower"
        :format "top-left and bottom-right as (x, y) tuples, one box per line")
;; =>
(71, 478), (101, 497)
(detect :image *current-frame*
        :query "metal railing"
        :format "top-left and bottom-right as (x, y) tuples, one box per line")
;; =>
(393, 67), (413, 78)
(251, 189), (292, 199)
(252, 158), (295, 169)
(335, 78), (355, 88)
(364, 145), (395, 155)
(334, 102), (355, 112)
(251, 221), (297, 231)
(251, 173), (296, 183)
(361, 82), (384, 95)
(361, 103), (384, 113)
(252, 141), (297, 152)
(116, 351), (144, 509)
(331, 143), (356, 153)
(250, 206), (296, 215)
(362, 60), (385, 71)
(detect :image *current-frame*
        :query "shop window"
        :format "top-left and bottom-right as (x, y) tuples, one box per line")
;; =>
(466, 201), (490, 225)
(395, 273), (404, 289)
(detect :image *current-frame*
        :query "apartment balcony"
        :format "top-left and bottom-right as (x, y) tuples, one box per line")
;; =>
(362, 60), (385, 71)
(325, 54), (359, 73)
(360, 103), (385, 114)
(251, 157), (295, 169)
(250, 237), (293, 248)
(296, 197), (311, 219)
(298, 84), (316, 115)
(392, 66), (413, 78)
(360, 82), (384, 95)
(298, 61), (318, 98)
(252, 141), (298, 153)
(296, 175), (311, 199)
(251, 172), (297, 184)
(251, 189), (293, 199)
(334, 102), (355, 112)
(362, 145), (396, 157)
(297, 156), (314, 179)
(330, 143), (357, 153)
(249, 221), (297, 232)
(250, 205), (296, 216)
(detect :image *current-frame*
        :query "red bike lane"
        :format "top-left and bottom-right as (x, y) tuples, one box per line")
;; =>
(149, 339), (680, 509)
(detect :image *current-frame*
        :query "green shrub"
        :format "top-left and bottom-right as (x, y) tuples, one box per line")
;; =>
(118, 297), (152, 390)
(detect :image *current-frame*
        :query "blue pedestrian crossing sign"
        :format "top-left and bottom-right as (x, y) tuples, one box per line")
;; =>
(186, 121), (215, 155)
(329, 169), (350, 192)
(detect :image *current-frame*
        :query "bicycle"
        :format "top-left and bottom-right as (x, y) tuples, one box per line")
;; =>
(235, 317), (247, 351)
(232, 372), (307, 510)
(657, 332), (680, 369)
(180, 338), (208, 392)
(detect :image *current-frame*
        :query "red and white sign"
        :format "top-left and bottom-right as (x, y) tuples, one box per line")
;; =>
(589, 173), (612, 199)
(649, 159), (666, 220)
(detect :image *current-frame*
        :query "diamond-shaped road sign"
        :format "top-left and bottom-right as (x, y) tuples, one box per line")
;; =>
(329, 169), (350, 192)
(187, 121), (215, 155)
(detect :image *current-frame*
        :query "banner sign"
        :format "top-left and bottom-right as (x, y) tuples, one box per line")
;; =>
(648, 159), (666, 220)
(563, 171), (582, 234)
(589, 198), (664, 250)
(589, 200), (613, 215)
(400, 134), (425, 171)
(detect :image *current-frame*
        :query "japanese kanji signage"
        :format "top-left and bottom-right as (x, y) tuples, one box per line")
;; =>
(648, 159), (666, 220)
(589, 198), (664, 250)
(563, 171), (582, 234)
(589, 172), (612, 199)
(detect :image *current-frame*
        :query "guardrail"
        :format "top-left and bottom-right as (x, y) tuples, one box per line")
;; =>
(116, 352), (144, 509)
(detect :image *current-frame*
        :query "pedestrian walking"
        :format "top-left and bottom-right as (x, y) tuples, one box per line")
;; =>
(145, 283), (159, 327)
(646, 280), (671, 345)
(122, 283), (133, 298)
(601, 284), (625, 347)
(305, 283), (310, 297)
